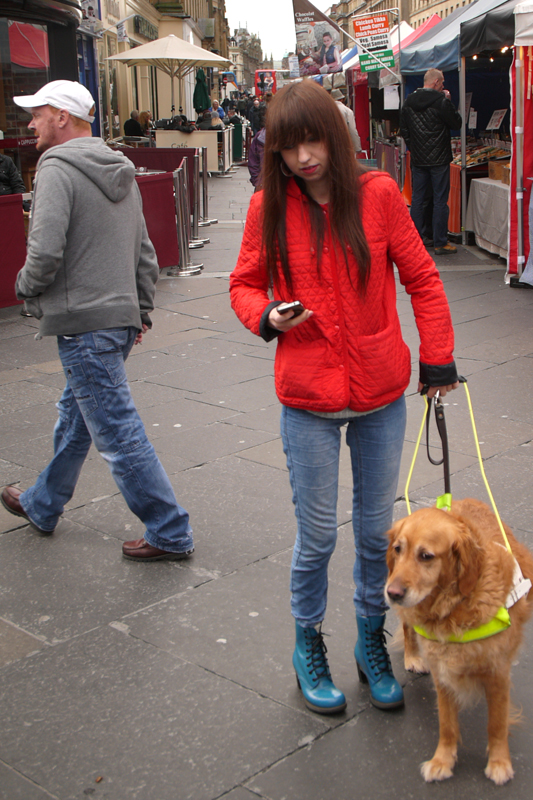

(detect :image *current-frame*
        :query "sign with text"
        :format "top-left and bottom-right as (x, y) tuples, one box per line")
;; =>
(293, 0), (344, 77)
(353, 15), (393, 73)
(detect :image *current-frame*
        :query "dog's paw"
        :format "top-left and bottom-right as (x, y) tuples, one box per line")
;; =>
(485, 759), (514, 785)
(404, 654), (429, 674)
(421, 758), (454, 782)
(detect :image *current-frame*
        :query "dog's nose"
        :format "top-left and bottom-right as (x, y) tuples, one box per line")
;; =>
(386, 582), (406, 602)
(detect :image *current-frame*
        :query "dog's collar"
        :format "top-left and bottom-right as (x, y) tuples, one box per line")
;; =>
(414, 557), (531, 644)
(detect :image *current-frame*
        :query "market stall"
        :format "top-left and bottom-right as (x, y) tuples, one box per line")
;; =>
(461, 0), (533, 275)
(400, 0), (514, 241)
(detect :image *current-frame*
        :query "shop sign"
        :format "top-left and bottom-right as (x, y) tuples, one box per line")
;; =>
(288, 55), (300, 78)
(134, 16), (158, 41)
(353, 15), (394, 74)
(117, 22), (128, 43)
(0, 136), (38, 148)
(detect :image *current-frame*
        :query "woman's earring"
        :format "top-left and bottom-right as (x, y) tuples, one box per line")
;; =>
(280, 161), (293, 178)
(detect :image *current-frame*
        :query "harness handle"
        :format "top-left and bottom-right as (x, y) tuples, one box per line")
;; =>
(425, 395), (451, 496)
(405, 379), (513, 555)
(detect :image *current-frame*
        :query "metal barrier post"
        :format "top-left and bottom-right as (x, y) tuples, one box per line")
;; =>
(191, 152), (209, 246)
(173, 167), (203, 276)
(181, 158), (203, 250)
(200, 146), (217, 225)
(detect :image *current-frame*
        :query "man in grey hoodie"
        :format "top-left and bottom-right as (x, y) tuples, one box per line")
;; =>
(1, 81), (194, 562)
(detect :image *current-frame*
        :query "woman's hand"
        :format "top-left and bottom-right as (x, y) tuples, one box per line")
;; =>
(268, 306), (313, 332)
(418, 381), (460, 398)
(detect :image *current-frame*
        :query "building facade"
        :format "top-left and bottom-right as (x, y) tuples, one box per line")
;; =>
(410, 0), (472, 28)
(228, 28), (263, 93)
(328, 0), (477, 37)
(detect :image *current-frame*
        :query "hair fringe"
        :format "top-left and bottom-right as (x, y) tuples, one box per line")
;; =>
(260, 80), (371, 294)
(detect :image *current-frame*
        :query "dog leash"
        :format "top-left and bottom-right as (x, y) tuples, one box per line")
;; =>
(405, 379), (513, 555)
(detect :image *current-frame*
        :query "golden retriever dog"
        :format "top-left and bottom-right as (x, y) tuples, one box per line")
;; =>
(385, 498), (533, 785)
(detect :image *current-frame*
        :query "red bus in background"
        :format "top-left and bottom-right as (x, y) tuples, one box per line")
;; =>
(255, 70), (277, 95)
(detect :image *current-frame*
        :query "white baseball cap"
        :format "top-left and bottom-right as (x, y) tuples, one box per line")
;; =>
(13, 80), (95, 123)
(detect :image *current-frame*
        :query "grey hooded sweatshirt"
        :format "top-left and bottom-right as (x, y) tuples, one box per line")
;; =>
(16, 137), (159, 336)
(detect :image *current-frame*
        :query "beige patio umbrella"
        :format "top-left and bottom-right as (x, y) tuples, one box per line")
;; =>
(106, 34), (232, 116)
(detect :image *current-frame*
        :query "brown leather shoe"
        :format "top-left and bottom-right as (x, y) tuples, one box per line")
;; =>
(434, 243), (457, 255)
(122, 538), (194, 562)
(1, 486), (55, 535)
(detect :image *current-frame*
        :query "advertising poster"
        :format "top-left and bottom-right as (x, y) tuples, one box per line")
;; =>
(292, 0), (344, 77)
(255, 70), (277, 95)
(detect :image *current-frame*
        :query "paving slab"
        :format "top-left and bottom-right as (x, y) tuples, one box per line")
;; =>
(0, 381), (60, 415)
(0, 334), (58, 368)
(246, 667), (533, 800)
(0, 625), (327, 800)
(183, 374), (278, 413)
(146, 353), (273, 393)
(0, 763), (56, 800)
(121, 555), (380, 722)
(0, 521), (201, 643)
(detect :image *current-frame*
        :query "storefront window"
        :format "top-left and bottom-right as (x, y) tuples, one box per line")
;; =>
(0, 19), (50, 138)
(98, 33), (120, 140)
(1, 18), (51, 189)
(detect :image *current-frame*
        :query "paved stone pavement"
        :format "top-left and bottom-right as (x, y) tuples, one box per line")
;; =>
(1, 166), (533, 800)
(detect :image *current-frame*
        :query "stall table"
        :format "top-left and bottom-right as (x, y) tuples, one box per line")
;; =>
(465, 177), (509, 259)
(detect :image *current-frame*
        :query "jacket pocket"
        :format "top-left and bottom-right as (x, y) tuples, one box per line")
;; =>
(63, 361), (98, 416)
(355, 319), (410, 387)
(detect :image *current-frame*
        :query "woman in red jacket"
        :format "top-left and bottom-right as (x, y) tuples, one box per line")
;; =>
(230, 81), (459, 715)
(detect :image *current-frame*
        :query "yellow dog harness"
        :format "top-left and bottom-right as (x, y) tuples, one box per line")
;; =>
(414, 557), (531, 644)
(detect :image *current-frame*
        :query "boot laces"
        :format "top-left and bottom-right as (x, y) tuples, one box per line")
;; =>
(365, 627), (393, 677)
(305, 629), (332, 684)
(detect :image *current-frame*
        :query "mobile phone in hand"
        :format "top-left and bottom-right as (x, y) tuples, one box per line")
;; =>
(277, 301), (304, 317)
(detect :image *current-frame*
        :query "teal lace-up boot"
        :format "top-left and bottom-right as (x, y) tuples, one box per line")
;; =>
(355, 615), (404, 710)
(293, 621), (347, 714)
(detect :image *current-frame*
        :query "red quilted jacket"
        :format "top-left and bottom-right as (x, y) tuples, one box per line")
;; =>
(230, 171), (456, 413)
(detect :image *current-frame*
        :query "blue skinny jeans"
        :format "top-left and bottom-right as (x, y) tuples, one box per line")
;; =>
(280, 397), (406, 625)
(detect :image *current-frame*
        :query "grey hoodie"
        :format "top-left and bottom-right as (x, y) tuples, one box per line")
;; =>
(16, 137), (159, 336)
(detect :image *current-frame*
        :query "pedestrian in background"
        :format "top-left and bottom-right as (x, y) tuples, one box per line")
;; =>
(2, 80), (194, 564)
(400, 68), (461, 255)
(230, 80), (459, 715)
(138, 110), (153, 135)
(124, 110), (143, 137)
(248, 106), (267, 190)
(331, 89), (361, 153)
(0, 152), (27, 197)
(251, 98), (263, 135)
(210, 99), (225, 120)
(0, 151), (30, 211)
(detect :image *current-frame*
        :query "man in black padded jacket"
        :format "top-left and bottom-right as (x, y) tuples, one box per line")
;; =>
(400, 68), (462, 255)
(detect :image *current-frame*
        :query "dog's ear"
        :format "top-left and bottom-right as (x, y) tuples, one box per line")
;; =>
(452, 522), (483, 596)
(386, 519), (403, 570)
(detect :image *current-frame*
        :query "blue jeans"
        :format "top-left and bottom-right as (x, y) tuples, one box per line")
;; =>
(281, 397), (406, 625)
(410, 164), (451, 248)
(20, 328), (193, 552)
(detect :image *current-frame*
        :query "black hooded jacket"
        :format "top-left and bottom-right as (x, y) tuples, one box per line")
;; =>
(400, 88), (462, 167)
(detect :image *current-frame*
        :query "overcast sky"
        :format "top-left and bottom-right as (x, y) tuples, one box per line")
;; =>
(224, 0), (333, 61)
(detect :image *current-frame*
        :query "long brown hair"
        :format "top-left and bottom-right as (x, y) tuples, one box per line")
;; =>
(262, 80), (370, 292)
